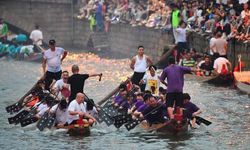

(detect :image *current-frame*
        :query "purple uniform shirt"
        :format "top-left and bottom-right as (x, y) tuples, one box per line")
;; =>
(134, 100), (144, 109)
(183, 102), (199, 119)
(160, 65), (191, 93)
(114, 95), (123, 104)
(136, 104), (149, 112)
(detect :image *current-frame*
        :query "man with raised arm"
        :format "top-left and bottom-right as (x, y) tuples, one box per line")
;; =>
(42, 39), (68, 90)
(160, 57), (197, 121)
(68, 64), (102, 102)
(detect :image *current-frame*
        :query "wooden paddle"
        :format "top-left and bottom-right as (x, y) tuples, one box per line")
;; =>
(195, 116), (212, 126)
(125, 104), (165, 131)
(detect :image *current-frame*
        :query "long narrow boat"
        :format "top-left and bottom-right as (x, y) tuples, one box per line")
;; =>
(206, 74), (234, 86)
(185, 73), (234, 86)
(234, 71), (250, 95)
(140, 120), (188, 135)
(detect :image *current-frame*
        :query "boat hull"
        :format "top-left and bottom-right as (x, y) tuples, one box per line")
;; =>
(58, 125), (91, 136)
(206, 74), (233, 86)
(234, 72), (250, 95)
(140, 121), (188, 135)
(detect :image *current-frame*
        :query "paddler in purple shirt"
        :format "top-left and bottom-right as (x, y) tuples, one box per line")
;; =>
(128, 92), (144, 114)
(160, 57), (197, 121)
(182, 93), (201, 128)
(131, 93), (151, 119)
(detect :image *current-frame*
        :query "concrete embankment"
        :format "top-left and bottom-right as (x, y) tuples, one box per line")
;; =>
(0, 0), (249, 69)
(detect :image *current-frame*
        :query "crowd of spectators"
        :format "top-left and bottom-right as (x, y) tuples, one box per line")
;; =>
(77, 0), (250, 43)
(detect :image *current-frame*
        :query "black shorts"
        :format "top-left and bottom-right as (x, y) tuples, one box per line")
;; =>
(166, 92), (183, 108)
(131, 72), (145, 85)
(44, 70), (62, 90)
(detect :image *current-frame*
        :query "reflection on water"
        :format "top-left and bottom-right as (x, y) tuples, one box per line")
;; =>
(0, 53), (250, 150)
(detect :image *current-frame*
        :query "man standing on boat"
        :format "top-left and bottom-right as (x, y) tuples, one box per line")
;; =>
(130, 46), (153, 90)
(42, 39), (68, 90)
(68, 64), (102, 103)
(30, 25), (43, 53)
(160, 57), (196, 121)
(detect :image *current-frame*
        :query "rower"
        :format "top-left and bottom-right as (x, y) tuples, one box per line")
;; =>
(140, 95), (166, 125)
(68, 65), (102, 103)
(132, 93), (151, 119)
(213, 53), (232, 75)
(49, 98), (68, 127)
(112, 83), (128, 107)
(67, 93), (96, 125)
(52, 70), (71, 101)
(182, 93), (201, 128)
(85, 98), (98, 119)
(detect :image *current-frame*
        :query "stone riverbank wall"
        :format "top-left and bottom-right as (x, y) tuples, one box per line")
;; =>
(0, 0), (249, 68)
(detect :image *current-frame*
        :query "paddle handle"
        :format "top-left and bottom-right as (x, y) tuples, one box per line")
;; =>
(99, 73), (102, 81)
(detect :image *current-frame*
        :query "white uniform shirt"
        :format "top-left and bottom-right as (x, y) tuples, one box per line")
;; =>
(50, 104), (68, 124)
(43, 47), (65, 72)
(143, 73), (161, 95)
(67, 100), (87, 124)
(53, 79), (71, 99)
(213, 57), (229, 73)
(29, 29), (43, 45)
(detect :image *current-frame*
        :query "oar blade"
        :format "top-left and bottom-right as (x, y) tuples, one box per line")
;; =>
(6, 102), (23, 114)
(99, 110), (114, 126)
(8, 110), (29, 124)
(124, 119), (141, 131)
(36, 112), (49, 131)
(113, 114), (133, 129)
(45, 115), (56, 129)
(195, 116), (212, 126)
(20, 117), (38, 127)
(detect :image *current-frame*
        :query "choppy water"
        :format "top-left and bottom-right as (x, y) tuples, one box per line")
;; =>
(0, 53), (250, 150)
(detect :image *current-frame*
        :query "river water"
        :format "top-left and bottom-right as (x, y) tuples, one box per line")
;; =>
(0, 53), (249, 150)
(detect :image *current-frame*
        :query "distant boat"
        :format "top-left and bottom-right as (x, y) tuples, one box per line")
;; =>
(234, 71), (250, 95)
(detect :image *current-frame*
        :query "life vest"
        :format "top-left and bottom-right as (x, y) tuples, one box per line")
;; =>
(234, 61), (244, 72)
(174, 107), (183, 122)
(26, 96), (39, 108)
(221, 64), (228, 75)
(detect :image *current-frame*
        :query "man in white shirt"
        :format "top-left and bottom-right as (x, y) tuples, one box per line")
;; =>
(53, 70), (71, 101)
(67, 93), (96, 125)
(176, 21), (188, 62)
(130, 45), (153, 89)
(30, 25), (43, 53)
(42, 39), (68, 90)
(50, 99), (68, 127)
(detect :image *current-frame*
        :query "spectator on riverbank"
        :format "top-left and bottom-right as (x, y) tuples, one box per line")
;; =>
(211, 31), (228, 58)
(30, 25), (43, 53)
(0, 18), (8, 43)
